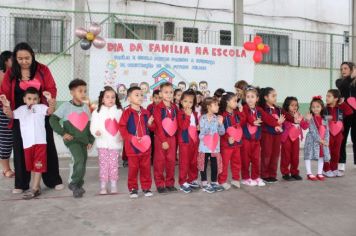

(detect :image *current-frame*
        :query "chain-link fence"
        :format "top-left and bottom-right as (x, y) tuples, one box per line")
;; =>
(0, 6), (354, 113)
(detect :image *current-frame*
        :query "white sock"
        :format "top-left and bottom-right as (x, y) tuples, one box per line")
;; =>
(305, 160), (312, 175)
(100, 181), (107, 189)
(318, 158), (324, 175)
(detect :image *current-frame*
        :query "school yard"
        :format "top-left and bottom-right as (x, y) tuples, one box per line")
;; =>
(1, 147), (355, 236)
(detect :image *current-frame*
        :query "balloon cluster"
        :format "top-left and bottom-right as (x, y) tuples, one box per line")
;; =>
(75, 23), (106, 50)
(243, 36), (270, 63)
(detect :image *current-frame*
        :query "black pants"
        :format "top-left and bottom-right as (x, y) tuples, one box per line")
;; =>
(13, 117), (63, 190)
(340, 113), (356, 165)
(200, 153), (217, 182)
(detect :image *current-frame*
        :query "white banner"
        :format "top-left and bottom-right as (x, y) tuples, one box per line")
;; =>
(89, 39), (255, 106)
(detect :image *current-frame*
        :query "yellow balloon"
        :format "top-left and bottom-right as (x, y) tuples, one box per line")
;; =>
(86, 32), (95, 41)
(257, 43), (265, 51)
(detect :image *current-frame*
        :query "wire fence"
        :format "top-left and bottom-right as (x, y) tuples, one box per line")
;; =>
(0, 6), (354, 112)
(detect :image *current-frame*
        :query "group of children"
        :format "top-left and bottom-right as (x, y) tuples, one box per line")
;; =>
(0, 78), (353, 199)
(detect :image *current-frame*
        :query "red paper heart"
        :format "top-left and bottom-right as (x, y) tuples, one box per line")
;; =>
(68, 112), (89, 131)
(347, 97), (356, 110)
(288, 125), (300, 141)
(105, 118), (119, 136)
(203, 133), (219, 152)
(272, 114), (279, 120)
(319, 125), (326, 139)
(131, 135), (151, 153)
(19, 79), (41, 91)
(162, 117), (177, 136)
(188, 125), (198, 143)
(329, 121), (343, 136)
(247, 124), (257, 135)
(227, 126), (243, 142)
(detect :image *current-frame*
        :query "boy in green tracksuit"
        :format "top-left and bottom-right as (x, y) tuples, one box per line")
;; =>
(49, 79), (94, 198)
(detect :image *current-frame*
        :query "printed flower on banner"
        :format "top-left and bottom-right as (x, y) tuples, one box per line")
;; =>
(243, 36), (270, 63)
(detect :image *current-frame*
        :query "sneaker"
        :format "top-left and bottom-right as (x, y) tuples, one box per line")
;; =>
(54, 184), (65, 191)
(323, 170), (335, 178)
(221, 183), (231, 190)
(316, 174), (325, 181)
(129, 189), (138, 198)
(231, 180), (241, 189)
(99, 188), (108, 195)
(166, 186), (178, 192)
(241, 179), (257, 186)
(211, 182), (224, 192)
(188, 180), (200, 189)
(291, 174), (303, 181)
(202, 184), (216, 193)
(338, 163), (345, 171)
(335, 170), (344, 177)
(263, 177), (278, 183)
(180, 183), (192, 193)
(110, 185), (118, 194)
(157, 187), (167, 194)
(143, 189), (153, 197)
(282, 175), (293, 181)
(307, 174), (317, 181)
(12, 188), (24, 194)
(255, 178), (266, 187)
(73, 188), (84, 198)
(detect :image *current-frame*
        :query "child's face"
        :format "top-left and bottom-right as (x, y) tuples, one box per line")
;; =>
(128, 89), (143, 106)
(71, 85), (87, 103)
(245, 91), (258, 108)
(174, 91), (182, 103)
(152, 94), (161, 104)
(102, 90), (116, 107)
(160, 86), (173, 103)
(118, 86), (127, 95)
(326, 92), (337, 105)
(23, 93), (39, 106)
(227, 96), (238, 110)
(178, 84), (186, 91)
(265, 90), (277, 105)
(236, 88), (244, 100)
(311, 101), (322, 115)
(181, 95), (194, 110)
(208, 102), (219, 114)
(288, 100), (299, 114)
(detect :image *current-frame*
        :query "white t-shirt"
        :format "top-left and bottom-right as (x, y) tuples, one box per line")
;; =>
(190, 113), (197, 126)
(13, 104), (48, 149)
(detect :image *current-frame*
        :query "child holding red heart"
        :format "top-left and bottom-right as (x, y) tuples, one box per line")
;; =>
(198, 97), (225, 193)
(323, 89), (353, 177)
(217, 92), (246, 190)
(304, 96), (330, 181)
(90, 86), (123, 195)
(280, 97), (309, 181)
(118, 86), (154, 198)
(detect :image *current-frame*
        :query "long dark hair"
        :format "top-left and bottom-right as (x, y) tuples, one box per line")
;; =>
(97, 86), (122, 112)
(10, 43), (38, 81)
(258, 87), (275, 107)
(219, 92), (236, 114)
(0, 51), (12, 72)
(179, 89), (196, 111)
(340, 61), (354, 78)
(201, 96), (219, 115)
(282, 96), (299, 113)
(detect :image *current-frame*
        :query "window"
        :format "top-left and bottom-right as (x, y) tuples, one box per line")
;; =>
(115, 23), (157, 40)
(258, 33), (289, 65)
(14, 17), (64, 53)
(183, 27), (198, 43)
(220, 30), (231, 45)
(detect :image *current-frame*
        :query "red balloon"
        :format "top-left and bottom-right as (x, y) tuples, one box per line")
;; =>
(253, 36), (263, 45)
(253, 51), (263, 63)
(243, 42), (256, 51)
(262, 44), (270, 54)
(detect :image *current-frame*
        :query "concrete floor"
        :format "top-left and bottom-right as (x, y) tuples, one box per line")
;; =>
(1, 148), (356, 236)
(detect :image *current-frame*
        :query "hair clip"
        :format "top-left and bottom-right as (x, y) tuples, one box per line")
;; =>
(222, 92), (228, 96)
(312, 95), (322, 100)
(245, 86), (255, 90)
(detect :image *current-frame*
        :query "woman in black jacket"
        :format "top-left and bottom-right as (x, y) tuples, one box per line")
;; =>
(335, 62), (356, 175)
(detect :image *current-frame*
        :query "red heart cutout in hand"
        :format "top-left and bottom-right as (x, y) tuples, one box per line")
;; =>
(347, 97), (356, 110)
(19, 79), (41, 91)
(288, 125), (300, 141)
(105, 118), (119, 136)
(131, 135), (151, 153)
(162, 117), (177, 136)
(227, 126), (243, 142)
(68, 112), (89, 131)
(319, 125), (326, 139)
(203, 133), (219, 152)
(329, 121), (343, 136)
(188, 125), (198, 143)
(247, 124), (257, 135)
(272, 114), (279, 120)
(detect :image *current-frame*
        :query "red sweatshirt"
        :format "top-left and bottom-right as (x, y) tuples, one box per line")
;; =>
(220, 110), (246, 148)
(152, 101), (178, 143)
(177, 109), (199, 144)
(326, 102), (353, 121)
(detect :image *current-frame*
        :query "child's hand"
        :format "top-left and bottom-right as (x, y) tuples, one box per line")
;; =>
(228, 137), (235, 144)
(63, 133), (73, 141)
(275, 126), (283, 132)
(162, 142), (169, 150)
(81, 97), (90, 105)
(253, 118), (262, 126)
(278, 114), (286, 124)
(339, 97), (345, 104)
(294, 113), (303, 124)
(42, 91), (52, 100)
(0, 95), (10, 107)
(87, 144), (93, 150)
(95, 130), (101, 136)
(217, 115), (224, 125)
(305, 113), (313, 121)
(148, 116), (154, 126)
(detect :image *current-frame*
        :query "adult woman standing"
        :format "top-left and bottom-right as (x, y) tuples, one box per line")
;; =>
(0, 43), (63, 193)
(335, 61), (356, 175)
(0, 51), (14, 178)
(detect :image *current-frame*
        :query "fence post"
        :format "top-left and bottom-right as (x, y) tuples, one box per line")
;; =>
(297, 39), (300, 67)
(329, 34), (333, 89)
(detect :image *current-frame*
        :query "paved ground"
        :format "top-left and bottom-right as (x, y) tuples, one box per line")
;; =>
(1, 148), (356, 236)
